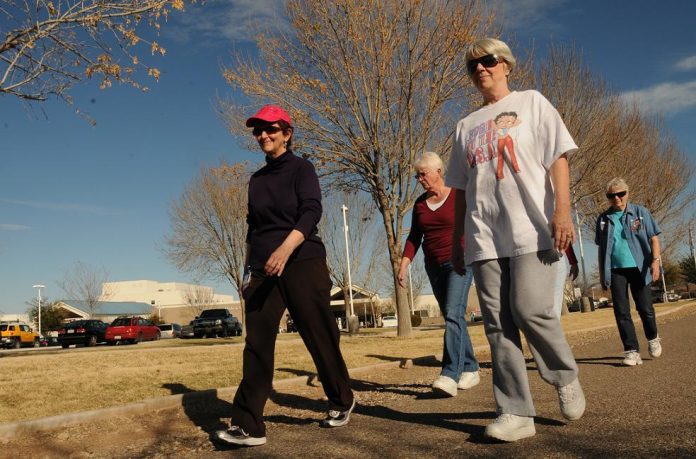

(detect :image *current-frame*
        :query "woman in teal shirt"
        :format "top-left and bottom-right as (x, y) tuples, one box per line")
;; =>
(595, 178), (663, 366)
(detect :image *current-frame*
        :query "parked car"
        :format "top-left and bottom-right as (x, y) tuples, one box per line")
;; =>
(57, 320), (108, 348)
(41, 335), (60, 347)
(381, 315), (398, 328)
(652, 289), (666, 303)
(0, 322), (40, 349)
(597, 299), (612, 309)
(567, 299), (581, 312)
(285, 316), (297, 333)
(667, 293), (681, 302)
(157, 323), (181, 339)
(179, 322), (195, 339)
(469, 310), (483, 323)
(105, 316), (161, 344)
(191, 309), (242, 338)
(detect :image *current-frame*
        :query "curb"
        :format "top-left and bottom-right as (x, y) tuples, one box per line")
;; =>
(1, 303), (690, 440)
(0, 355), (437, 441)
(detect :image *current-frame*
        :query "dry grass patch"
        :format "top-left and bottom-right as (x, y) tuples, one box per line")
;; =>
(0, 302), (690, 424)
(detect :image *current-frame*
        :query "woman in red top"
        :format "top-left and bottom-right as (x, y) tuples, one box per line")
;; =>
(398, 152), (480, 397)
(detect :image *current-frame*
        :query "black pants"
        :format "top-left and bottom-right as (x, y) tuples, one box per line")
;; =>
(610, 268), (658, 352)
(230, 257), (353, 437)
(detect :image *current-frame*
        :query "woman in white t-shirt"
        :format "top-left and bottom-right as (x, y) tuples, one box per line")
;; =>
(447, 38), (586, 442)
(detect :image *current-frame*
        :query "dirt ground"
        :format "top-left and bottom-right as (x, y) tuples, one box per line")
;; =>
(5, 304), (696, 458)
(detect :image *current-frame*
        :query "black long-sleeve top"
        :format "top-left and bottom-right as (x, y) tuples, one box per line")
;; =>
(246, 150), (326, 271)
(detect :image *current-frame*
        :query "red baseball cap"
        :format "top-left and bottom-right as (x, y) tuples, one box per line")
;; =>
(245, 104), (292, 127)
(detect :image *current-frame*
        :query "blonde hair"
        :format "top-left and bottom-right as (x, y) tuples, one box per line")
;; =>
(465, 38), (516, 72)
(414, 151), (444, 174)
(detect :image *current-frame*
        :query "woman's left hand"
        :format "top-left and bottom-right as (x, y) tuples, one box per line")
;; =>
(265, 245), (293, 276)
(551, 211), (576, 251)
(651, 259), (661, 282)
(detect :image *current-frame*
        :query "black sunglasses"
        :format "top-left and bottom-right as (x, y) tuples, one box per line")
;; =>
(252, 125), (283, 136)
(467, 54), (502, 74)
(606, 190), (627, 199)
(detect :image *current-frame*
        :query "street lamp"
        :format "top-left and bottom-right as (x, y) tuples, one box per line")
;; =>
(32, 284), (45, 337)
(573, 201), (589, 296)
(341, 204), (355, 317)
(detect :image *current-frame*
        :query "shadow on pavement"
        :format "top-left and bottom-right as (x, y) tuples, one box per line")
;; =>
(162, 383), (234, 450)
(575, 356), (627, 367)
(364, 354), (442, 367)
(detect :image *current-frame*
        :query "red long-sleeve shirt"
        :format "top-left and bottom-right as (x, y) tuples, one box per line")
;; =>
(402, 191), (458, 265)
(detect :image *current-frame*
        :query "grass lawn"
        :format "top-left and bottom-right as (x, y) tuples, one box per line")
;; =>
(0, 301), (690, 424)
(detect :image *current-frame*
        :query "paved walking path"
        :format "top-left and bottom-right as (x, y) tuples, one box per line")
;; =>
(8, 305), (696, 458)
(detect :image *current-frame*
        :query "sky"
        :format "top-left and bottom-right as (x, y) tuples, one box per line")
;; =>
(2, 0), (695, 314)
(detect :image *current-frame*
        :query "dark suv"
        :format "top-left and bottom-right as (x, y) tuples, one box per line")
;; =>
(192, 309), (242, 338)
(57, 320), (108, 348)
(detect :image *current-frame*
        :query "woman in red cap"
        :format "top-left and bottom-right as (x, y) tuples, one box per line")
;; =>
(216, 105), (355, 447)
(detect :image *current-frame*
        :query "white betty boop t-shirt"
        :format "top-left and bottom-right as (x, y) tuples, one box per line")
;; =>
(446, 90), (577, 264)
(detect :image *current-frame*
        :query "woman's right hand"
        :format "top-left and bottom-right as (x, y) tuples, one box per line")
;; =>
(397, 264), (408, 289)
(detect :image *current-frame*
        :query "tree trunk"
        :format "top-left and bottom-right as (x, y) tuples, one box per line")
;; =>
(379, 196), (413, 337)
(392, 257), (413, 337)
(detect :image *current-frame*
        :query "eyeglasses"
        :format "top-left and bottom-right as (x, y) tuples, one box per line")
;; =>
(252, 125), (283, 137)
(606, 190), (627, 199)
(467, 54), (502, 75)
(414, 170), (431, 180)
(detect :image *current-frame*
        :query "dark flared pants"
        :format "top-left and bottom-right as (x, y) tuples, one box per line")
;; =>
(610, 267), (658, 352)
(230, 257), (353, 437)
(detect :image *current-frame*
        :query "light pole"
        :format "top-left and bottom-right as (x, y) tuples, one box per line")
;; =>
(659, 259), (668, 303)
(33, 284), (45, 337)
(573, 201), (589, 296)
(341, 204), (355, 317)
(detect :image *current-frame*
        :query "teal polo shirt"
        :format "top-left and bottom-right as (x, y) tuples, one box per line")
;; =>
(595, 203), (661, 288)
(607, 211), (637, 269)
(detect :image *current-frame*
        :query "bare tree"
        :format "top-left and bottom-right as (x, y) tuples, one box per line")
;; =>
(182, 283), (215, 318)
(59, 260), (113, 318)
(536, 44), (694, 261)
(218, 0), (510, 336)
(320, 191), (387, 291)
(164, 161), (250, 331)
(1, 0), (197, 103)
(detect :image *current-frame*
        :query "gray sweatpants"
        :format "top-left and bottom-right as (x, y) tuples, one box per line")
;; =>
(472, 250), (579, 417)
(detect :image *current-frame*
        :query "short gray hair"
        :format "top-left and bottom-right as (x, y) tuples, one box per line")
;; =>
(606, 177), (629, 192)
(465, 38), (516, 72)
(414, 151), (444, 173)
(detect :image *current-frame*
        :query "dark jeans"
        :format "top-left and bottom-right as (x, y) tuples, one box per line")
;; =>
(230, 257), (353, 437)
(610, 268), (658, 352)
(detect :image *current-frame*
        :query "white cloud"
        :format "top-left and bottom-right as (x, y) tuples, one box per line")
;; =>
(1, 199), (121, 216)
(621, 80), (696, 115)
(676, 55), (696, 71)
(167, 0), (290, 45)
(0, 224), (30, 231)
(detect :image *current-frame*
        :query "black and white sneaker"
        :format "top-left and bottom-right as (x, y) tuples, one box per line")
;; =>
(321, 398), (356, 428)
(215, 426), (266, 446)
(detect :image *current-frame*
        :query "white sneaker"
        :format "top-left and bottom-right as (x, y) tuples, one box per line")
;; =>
(557, 378), (585, 421)
(432, 375), (458, 397)
(321, 398), (356, 428)
(457, 371), (480, 390)
(622, 350), (643, 366)
(648, 337), (662, 358)
(215, 426), (267, 446)
(484, 414), (535, 442)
